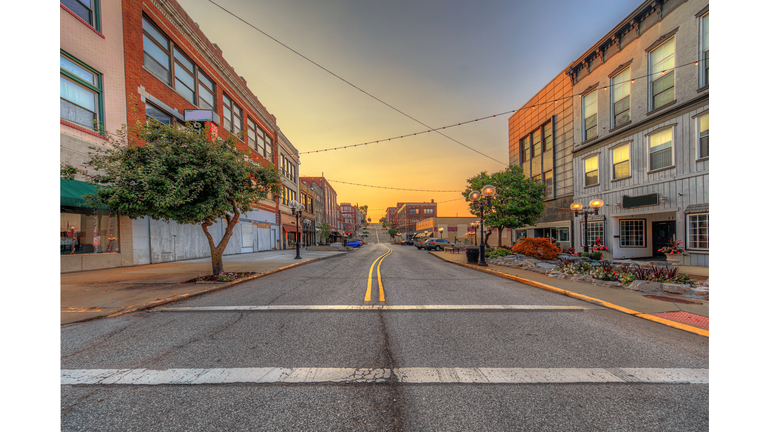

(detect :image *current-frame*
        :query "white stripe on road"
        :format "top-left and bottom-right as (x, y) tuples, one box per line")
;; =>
(62, 367), (707, 385)
(155, 305), (593, 312)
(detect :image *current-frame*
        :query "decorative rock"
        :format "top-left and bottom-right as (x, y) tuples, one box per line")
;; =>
(604, 281), (623, 289)
(691, 288), (709, 298)
(535, 262), (557, 270)
(524, 259), (540, 267)
(661, 283), (690, 295)
(627, 280), (662, 293)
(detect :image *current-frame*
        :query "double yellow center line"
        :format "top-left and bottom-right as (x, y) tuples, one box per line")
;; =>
(365, 247), (392, 302)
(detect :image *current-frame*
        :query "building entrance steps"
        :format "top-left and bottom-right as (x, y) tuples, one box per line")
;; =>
(429, 250), (708, 336)
(61, 249), (346, 325)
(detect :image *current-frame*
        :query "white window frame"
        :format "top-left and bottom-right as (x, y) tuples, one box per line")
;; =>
(648, 38), (676, 111)
(619, 219), (646, 247)
(696, 112), (709, 160)
(646, 126), (675, 172)
(699, 12), (709, 88)
(610, 67), (631, 128)
(584, 154), (599, 187)
(687, 213), (709, 250)
(582, 90), (598, 141)
(611, 142), (631, 180)
(586, 221), (604, 248)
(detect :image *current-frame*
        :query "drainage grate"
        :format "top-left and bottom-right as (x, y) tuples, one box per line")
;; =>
(644, 295), (702, 305)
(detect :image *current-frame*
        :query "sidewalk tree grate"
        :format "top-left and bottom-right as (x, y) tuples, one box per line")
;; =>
(644, 295), (702, 305)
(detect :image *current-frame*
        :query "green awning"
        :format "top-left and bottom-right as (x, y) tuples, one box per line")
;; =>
(60, 178), (108, 209)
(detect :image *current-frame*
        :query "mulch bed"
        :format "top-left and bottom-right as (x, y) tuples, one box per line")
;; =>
(182, 272), (260, 284)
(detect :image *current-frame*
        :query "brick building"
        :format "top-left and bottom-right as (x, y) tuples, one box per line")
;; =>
(395, 200), (437, 238)
(301, 176), (343, 242)
(122, 0), (282, 263)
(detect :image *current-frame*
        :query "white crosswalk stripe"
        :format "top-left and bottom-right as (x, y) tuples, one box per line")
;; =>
(62, 367), (708, 385)
(155, 305), (594, 312)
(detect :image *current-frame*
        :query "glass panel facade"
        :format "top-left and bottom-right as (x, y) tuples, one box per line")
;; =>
(586, 222), (604, 248)
(61, 207), (119, 255)
(532, 130), (541, 157)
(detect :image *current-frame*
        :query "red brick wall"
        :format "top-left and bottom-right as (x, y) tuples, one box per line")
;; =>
(122, 0), (280, 213)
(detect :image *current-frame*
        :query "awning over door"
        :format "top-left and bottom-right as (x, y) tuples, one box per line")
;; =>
(282, 225), (299, 233)
(60, 179), (108, 209)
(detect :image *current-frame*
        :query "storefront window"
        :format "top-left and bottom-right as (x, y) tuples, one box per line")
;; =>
(61, 206), (119, 255)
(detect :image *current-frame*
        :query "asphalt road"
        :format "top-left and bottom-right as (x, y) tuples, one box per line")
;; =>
(61, 242), (708, 431)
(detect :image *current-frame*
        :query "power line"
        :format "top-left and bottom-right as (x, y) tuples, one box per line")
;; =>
(327, 179), (461, 193)
(206, 0), (506, 166)
(301, 58), (705, 154)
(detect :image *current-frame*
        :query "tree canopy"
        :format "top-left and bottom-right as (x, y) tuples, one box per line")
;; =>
(61, 120), (282, 275)
(462, 165), (545, 247)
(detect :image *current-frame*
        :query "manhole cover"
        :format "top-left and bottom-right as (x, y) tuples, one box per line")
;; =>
(644, 295), (702, 305)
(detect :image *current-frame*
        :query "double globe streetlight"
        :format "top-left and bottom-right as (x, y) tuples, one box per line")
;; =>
(469, 184), (497, 267)
(570, 199), (604, 253)
(289, 199), (305, 259)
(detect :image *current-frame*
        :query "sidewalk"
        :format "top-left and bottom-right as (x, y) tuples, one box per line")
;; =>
(430, 251), (709, 337)
(61, 249), (347, 325)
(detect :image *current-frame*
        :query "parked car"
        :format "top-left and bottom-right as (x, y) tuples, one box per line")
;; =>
(414, 237), (431, 249)
(424, 238), (453, 251)
(401, 238), (414, 246)
(346, 238), (363, 248)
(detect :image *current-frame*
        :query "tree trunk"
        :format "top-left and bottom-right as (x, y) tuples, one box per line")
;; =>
(497, 226), (504, 248)
(200, 202), (241, 276)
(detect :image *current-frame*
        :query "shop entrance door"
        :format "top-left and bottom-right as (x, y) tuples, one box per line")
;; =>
(652, 221), (676, 256)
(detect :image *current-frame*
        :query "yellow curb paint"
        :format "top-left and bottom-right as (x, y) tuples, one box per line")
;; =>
(366, 248), (390, 302)
(377, 248), (392, 301)
(429, 252), (709, 338)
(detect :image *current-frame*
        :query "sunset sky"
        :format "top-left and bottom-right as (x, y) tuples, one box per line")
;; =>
(176, 0), (643, 220)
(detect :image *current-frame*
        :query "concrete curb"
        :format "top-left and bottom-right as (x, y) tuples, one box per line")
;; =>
(63, 252), (347, 326)
(429, 252), (709, 338)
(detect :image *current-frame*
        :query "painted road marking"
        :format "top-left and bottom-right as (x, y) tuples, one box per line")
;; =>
(377, 247), (392, 301)
(155, 305), (594, 312)
(62, 367), (708, 386)
(365, 247), (391, 302)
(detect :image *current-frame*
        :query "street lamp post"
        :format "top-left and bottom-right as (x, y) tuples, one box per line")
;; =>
(439, 227), (443, 239)
(570, 199), (604, 253)
(289, 200), (305, 259)
(469, 185), (497, 266)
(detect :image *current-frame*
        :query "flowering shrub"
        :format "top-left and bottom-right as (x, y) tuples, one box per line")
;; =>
(555, 261), (695, 287)
(511, 237), (560, 260)
(658, 239), (684, 254)
(591, 237), (608, 252)
(487, 247), (513, 259)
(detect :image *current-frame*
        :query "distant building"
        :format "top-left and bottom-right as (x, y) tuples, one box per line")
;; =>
(395, 200), (437, 238)
(278, 131), (300, 250)
(301, 176), (343, 242)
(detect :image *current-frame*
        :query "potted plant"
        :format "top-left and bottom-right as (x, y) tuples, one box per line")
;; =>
(658, 239), (684, 266)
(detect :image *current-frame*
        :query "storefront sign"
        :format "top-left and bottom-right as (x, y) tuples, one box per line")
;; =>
(254, 223), (271, 229)
(447, 227), (457, 232)
(622, 193), (659, 209)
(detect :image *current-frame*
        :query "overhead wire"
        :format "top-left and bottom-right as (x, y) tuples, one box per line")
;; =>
(327, 179), (462, 193)
(206, 0), (506, 166)
(301, 58), (705, 154)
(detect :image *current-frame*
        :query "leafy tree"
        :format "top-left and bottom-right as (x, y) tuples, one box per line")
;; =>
(388, 228), (398, 241)
(319, 223), (332, 244)
(61, 120), (282, 276)
(462, 165), (545, 248)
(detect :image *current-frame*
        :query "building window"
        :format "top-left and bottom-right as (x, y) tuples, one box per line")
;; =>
(61, 207), (119, 255)
(620, 219), (645, 247)
(544, 171), (553, 199)
(543, 122), (552, 152)
(649, 38), (675, 110)
(583, 90), (598, 141)
(612, 143), (630, 179)
(698, 114), (709, 159)
(146, 103), (173, 126)
(687, 213), (709, 250)
(557, 227), (570, 242)
(584, 155), (598, 187)
(410, 209), (418, 214)
(586, 221), (604, 248)
(424, 209), (434, 214)
(516, 230), (527, 240)
(265, 134), (273, 161)
(532, 129), (541, 158)
(611, 68), (631, 127)
(648, 127), (674, 171)
(60, 53), (102, 131)
(222, 94), (242, 137)
(700, 13), (709, 87)
(62, 0), (99, 30)
(247, 119), (257, 151)
(521, 137), (530, 162)
(143, 17), (216, 111)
